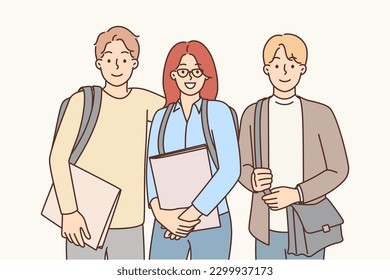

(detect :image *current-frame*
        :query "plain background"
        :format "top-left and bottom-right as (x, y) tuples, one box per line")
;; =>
(0, 0), (389, 260)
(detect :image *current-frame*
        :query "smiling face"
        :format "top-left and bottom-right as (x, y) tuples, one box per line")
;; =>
(95, 40), (138, 87)
(170, 54), (208, 96)
(264, 45), (306, 93)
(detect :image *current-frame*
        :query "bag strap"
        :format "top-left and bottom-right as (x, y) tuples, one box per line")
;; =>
(254, 98), (264, 168)
(157, 103), (175, 155)
(69, 86), (102, 164)
(201, 99), (219, 170)
(231, 107), (239, 137)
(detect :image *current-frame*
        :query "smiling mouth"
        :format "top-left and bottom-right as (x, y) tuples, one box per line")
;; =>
(185, 82), (196, 89)
(111, 73), (123, 77)
(279, 79), (291, 82)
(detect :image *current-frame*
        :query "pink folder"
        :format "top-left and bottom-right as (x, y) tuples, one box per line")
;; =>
(42, 164), (121, 250)
(150, 145), (220, 231)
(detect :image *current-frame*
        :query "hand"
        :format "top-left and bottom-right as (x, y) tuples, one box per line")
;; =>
(179, 205), (202, 222)
(252, 168), (273, 192)
(262, 187), (300, 210)
(61, 211), (91, 247)
(156, 208), (200, 238)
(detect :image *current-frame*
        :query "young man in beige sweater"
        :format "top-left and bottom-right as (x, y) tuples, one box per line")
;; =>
(49, 26), (164, 259)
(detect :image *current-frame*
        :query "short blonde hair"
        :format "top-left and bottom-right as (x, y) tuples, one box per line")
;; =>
(94, 26), (140, 60)
(263, 33), (307, 65)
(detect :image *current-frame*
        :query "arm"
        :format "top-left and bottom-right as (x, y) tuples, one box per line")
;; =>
(191, 102), (240, 216)
(49, 92), (90, 246)
(146, 110), (199, 238)
(49, 92), (83, 214)
(238, 105), (256, 192)
(298, 106), (349, 202)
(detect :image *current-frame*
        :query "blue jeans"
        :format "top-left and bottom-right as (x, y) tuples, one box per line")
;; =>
(149, 212), (231, 259)
(256, 230), (325, 259)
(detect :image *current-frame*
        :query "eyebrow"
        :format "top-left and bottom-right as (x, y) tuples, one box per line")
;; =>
(179, 63), (187, 66)
(121, 51), (129, 54)
(104, 51), (113, 54)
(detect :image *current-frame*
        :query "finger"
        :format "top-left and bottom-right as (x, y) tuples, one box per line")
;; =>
(73, 232), (84, 247)
(174, 231), (190, 237)
(66, 233), (74, 244)
(175, 235), (181, 240)
(161, 225), (165, 229)
(178, 219), (201, 227)
(254, 168), (272, 174)
(170, 233), (177, 240)
(257, 178), (272, 185)
(176, 228), (193, 235)
(164, 230), (171, 239)
(61, 229), (66, 238)
(81, 224), (91, 240)
(254, 184), (271, 191)
(265, 201), (279, 207)
(262, 194), (278, 201)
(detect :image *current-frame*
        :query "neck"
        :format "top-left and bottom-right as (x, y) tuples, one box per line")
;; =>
(273, 87), (296, 99)
(103, 83), (129, 98)
(180, 92), (200, 120)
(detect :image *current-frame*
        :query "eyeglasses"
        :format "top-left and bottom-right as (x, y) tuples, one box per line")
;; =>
(175, 68), (204, 78)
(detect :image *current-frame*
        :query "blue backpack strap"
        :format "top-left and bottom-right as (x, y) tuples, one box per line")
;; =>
(254, 98), (264, 169)
(158, 103), (175, 155)
(69, 86), (102, 164)
(201, 99), (219, 170)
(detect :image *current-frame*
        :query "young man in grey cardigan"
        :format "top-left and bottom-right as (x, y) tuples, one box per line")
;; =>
(239, 33), (349, 259)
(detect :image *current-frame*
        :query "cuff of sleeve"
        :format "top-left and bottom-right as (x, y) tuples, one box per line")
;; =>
(192, 200), (209, 216)
(296, 185), (304, 203)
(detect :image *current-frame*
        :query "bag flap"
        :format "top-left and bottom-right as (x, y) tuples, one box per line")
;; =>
(291, 198), (344, 233)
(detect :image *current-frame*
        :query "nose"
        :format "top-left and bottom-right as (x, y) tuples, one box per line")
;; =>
(115, 58), (119, 69)
(188, 72), (193, 80)
(283, 64), (287, 75)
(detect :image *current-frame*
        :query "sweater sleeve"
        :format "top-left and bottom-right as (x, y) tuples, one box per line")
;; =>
(298, 106), (349, 202)
(192, 102), (241, 215)
(49, 92), (84, 214)
(238, 104), (256, 192)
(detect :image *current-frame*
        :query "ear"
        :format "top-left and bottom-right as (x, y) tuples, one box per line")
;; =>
(300, 65), (307, 75)
(263, 65), (270, 75)
(95, 59), (102, 70)
(132, 59), (139, 69)
(170, 71), (177, 80)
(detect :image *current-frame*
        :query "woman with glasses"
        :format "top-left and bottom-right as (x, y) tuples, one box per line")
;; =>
(146, 40), (240, 259)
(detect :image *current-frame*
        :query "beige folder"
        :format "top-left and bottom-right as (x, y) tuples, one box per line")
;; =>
(150, 145), (220, 231)
(42, 164), (121, 250)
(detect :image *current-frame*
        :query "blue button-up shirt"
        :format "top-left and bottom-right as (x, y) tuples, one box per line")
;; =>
(147, 98), (240, 216)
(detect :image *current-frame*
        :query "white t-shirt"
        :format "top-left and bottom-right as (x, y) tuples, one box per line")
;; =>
(269, 95), (303, 232)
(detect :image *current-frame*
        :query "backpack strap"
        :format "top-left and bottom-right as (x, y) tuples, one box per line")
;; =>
(69, 86), (102, 164)
(157, 103), (175, 155)
(231, 107), (239, 137)
(201, 99), (219, 170)
(254, 98), (264, 168)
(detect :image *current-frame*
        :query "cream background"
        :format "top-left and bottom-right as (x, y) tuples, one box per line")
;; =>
(0, 0), (389, 259)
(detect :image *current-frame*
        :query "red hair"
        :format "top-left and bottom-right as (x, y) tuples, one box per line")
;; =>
(163, 41), (218, 106)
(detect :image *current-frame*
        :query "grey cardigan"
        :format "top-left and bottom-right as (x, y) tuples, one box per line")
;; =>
(238, 96), (349, 244)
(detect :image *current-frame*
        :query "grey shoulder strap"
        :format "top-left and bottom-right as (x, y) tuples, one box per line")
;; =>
(201, 99), (219, 170)
(254, 98), (264, 168)
(69, 86), (102, 164)
(157, 103), (175, 155)
(231, 107), (239, 137)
